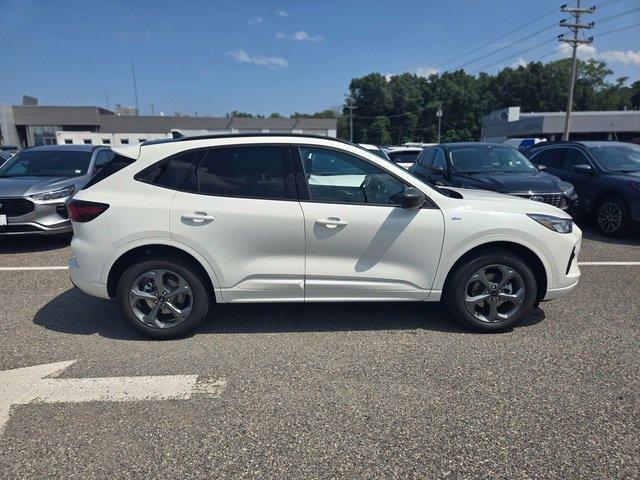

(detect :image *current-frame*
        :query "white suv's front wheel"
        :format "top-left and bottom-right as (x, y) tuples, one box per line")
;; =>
(116, 257), (211, 339)
(444, 250), (538, 332)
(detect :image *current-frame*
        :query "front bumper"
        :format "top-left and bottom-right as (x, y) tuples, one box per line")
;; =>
(543, 233), (581, 301)
(0, 196), (72, 235)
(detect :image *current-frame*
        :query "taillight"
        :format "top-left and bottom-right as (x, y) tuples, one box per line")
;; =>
(68, 200), (109, 222)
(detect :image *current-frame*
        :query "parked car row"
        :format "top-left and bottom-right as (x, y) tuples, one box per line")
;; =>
(361, 140), (640, 238)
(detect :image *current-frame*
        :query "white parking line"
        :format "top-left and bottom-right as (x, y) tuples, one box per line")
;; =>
(578, 262), (640, 266)
(0, 266), (68, 271)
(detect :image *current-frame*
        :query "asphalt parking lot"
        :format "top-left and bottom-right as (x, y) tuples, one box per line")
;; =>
(0, 226), (638, 479)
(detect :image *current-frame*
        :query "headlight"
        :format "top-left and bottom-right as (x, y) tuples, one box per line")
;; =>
(527, 213), (573, 233)
(29, 185), (75, 201)
(562, 185), (575, 196)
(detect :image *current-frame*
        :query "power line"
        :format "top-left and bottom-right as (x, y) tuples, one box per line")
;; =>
(433, 2), (568, 69)
(452, 23), (559, 70)
(470, 37), (558, 73)
(597, 5), (640, 24)
(433, 0), (625, 73)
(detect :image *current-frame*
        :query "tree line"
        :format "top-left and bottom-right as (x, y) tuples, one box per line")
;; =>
(227, 58), (640, 144)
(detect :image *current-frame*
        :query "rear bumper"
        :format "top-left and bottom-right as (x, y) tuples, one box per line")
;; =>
(69, 257), (110, 299)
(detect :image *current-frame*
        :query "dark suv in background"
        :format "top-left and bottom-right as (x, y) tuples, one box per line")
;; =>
(409, 143), (577, 211)
(526, 141), (640, 237)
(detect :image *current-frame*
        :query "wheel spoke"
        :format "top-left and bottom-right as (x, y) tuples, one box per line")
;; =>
(465, 293), (490, 307)
(470, 269), (492, 290)
(165, 301), (191, 321)
(130, 286), (157, 302)
(166, 277), (190, 299)
(141, 301), (162, 326)
(499, 291), (524, 306)
(496, 265), (515, 289)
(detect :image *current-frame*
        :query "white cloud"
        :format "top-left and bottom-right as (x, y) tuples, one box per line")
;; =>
(228, 49), (289, 69)
(416, 66), (439, 77)
(276, 30), (324, 42)
(276, 10), (289, 17)
(247, 16), (263, 26)
(511, 57), (529, 68)
(556, 43), (640, 66)
(598, 50), (640, 66)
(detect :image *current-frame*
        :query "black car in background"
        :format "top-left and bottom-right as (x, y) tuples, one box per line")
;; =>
(409, 142), (577, 211)
(526, 141), (640, 237)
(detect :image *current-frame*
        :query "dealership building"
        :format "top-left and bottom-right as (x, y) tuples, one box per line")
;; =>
(0, 104), (338, 149)
(481, 106), (640, 143)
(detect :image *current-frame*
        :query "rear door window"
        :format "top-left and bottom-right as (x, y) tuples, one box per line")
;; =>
(193, 145), (294, 200)
(563, 149), (591, 170)
(530, 148), (565, 169)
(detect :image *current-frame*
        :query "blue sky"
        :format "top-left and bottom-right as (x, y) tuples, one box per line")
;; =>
(1, 0), (638, 116)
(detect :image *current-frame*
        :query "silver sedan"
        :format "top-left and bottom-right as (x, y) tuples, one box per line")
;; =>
(0, 145), (113, 235)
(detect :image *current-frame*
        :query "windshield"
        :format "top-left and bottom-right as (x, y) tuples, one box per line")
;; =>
(387, 151), (420, 164)
(0, 149), (92, 177)
(450, 145), (536, 173)
(588, 145), (640, 172)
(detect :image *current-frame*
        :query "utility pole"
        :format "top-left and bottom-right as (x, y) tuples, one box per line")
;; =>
(101, 89), (110, 110)
(559, 1), (595, 141)
(436, 105), (443, 143)
(131, 63), (140, 115)
(149, 104), (155, 116)
(345, 95), (357, 142)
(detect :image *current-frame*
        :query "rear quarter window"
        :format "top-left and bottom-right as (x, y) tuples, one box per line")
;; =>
(83, 153), (135, 189)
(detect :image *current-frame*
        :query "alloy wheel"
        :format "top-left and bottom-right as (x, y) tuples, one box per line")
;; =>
(129, 269), (193, 329)
(464, 264), (525, 323)
(597, 202), (623, 234)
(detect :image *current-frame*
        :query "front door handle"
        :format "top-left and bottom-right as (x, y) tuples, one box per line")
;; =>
(316, 217), (348, 228)
(181, 212), (215, 222)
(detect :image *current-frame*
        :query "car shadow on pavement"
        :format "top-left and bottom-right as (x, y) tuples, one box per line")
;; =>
(0, 234), (71, 253)
(33, 288), (546, 341)
(580, 225), (639, 246)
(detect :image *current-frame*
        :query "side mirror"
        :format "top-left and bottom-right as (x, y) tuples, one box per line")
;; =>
(431, 166), (445, 174)
(573, 164), (593, 174)
(401, 187), (426, 209)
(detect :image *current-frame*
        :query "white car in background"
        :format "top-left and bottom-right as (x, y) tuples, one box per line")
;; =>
(359, 143), (390, 160)
(68, 134), (581, 339)
(383, 146), (425, 169)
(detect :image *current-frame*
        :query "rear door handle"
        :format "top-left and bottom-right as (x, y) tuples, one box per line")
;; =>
(181, 212), (215, 222)
(316, 217), (348, 228)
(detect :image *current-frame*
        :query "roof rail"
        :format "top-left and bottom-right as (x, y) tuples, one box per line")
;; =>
(142, 132), (351, 147)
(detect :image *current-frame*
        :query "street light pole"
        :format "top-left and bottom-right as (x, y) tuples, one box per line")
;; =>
(345, 95), (357, 142)
(436, 105), (443, 143)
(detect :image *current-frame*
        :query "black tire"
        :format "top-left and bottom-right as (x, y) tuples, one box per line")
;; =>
(444, 250), (538, 332)
(116, 256), (211, 339)
(595, 196), (630, 238)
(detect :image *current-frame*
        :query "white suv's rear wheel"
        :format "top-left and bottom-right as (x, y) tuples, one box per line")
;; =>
(444, 250), (538, 332)
(116, 257), (210, 339)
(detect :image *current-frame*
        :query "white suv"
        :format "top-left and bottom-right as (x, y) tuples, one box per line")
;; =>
(68, 134), (581, 339)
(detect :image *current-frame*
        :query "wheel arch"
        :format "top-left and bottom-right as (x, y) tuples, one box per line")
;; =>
(105, 242), (221, 300)
(593, 189), (630, 211)
(441, 240), (549, 303)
